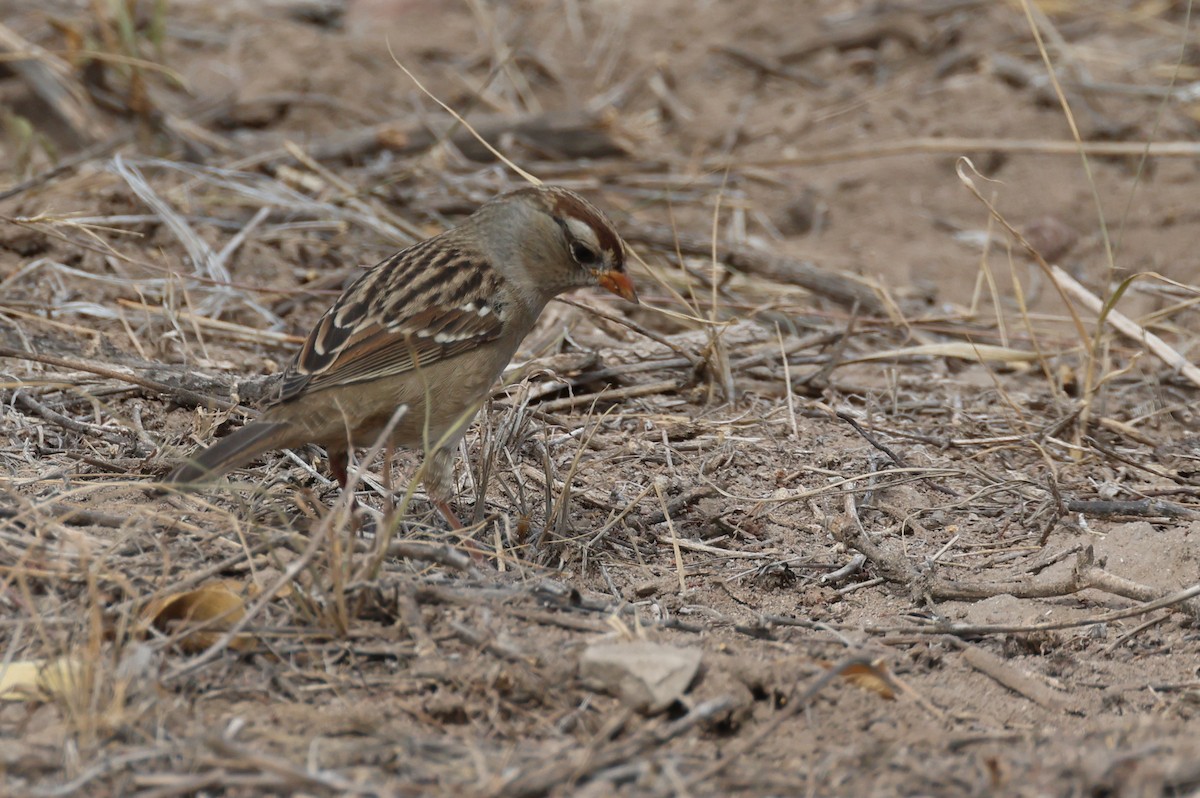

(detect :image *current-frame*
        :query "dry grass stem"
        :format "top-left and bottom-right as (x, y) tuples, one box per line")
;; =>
(3, 2), (1200, 795)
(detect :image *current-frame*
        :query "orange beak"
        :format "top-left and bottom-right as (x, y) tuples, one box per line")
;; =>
(597, 270), (639, 304)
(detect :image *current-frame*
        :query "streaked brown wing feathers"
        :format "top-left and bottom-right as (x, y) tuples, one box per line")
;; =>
(280, 303), (504, 401)
(276, 226), (509, 403)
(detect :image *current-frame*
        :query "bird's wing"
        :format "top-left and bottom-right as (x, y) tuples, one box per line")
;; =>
(279, 237), (508, 402)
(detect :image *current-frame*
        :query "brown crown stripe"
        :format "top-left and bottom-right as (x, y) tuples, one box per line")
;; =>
(546, 188), (624, 268)
(504, 186), (625, 269)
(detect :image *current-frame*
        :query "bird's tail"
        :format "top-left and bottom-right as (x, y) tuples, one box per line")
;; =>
(165, 421), (294, 485)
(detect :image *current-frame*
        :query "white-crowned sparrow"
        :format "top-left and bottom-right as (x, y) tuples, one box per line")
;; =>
(166, 185), (637, 525)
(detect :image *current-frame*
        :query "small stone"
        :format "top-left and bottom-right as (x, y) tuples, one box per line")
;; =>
(1022, 216), (1078, 263)
(579, 642), (703, 713)
(778, 187), (825, 236)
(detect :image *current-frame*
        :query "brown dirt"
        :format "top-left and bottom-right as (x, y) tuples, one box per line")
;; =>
(3, 1), (1200, 796)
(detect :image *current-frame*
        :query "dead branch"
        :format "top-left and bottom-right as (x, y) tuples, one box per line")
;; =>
(715, 45), (826, 88)
(0, 344), (256, 414)
(252, 110), (627, 166)
(839, 519), (1200, 620)
(1065, 499), (1200, 521)
(635, 485), (716, 528)
(959, 643), (1069, 711)
(623, 222), (891, 314)
(779, 11), (934, 61)
(12, 390), (129, 445)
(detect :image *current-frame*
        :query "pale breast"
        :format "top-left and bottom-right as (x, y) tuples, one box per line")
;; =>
(271, 329), (526, 453)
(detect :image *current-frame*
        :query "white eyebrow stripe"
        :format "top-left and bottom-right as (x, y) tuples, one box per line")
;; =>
(564, 217), (601, 248)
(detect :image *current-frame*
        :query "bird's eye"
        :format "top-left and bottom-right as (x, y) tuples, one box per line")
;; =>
(570, 241), (599, 265)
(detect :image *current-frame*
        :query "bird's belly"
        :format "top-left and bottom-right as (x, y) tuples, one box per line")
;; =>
(275, 335), (522, 454)
(389, 385), (485, 448)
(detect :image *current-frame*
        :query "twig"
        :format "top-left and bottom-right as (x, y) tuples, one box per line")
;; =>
(1064, 498), (1200, 520)
(0, 135), (128, 202)
(655, 479), (687, 594)
(117, 299), (303, 345)
(0, 345), (249, 414)
(250, 110), (626, 166)
(819, 553), (867, 586)
(29, 748), (175, 798)
(863, 580), (1200, 637)
(1103, 612), (1171, 654)
(841, 522), (1200, 619)
(13, 391), (128, 445)
(704, 137), (1200, 171)
(0, 504), (129, 528)
(835, 409), (959, 497)
(959, 643), (1068, 710)
(635, 485), (716, 528)
(535, 379), (679, 414)
(556, 296), (701, 366)
(204, 736), (377, 796)
(384, 540), (483, 578)
(778, 9), (933, 61)
(836, 410), (905, 467)
(650, 535), (774, 560)
(715, 45), (825, 87)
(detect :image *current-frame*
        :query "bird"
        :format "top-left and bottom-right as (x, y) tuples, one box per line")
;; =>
(165, 185), (638, 527)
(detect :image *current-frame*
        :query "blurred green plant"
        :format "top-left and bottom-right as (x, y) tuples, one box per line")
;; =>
(50, 0), (178, 128)
(2, 110), (58, 177)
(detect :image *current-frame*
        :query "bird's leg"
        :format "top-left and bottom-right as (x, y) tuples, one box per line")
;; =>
(435, 498), (486, 562)
(434, 499), (464, 530)
(328, 448), (365, 518)
(424, 446), (458, 525)
(383, 439), (397, 517)
(425, 446), (485, 561)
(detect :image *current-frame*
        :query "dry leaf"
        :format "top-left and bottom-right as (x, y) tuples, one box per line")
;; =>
(817, 659), (897, 700)
(0, 657), (85, 702)
(141, 580), (254, 654)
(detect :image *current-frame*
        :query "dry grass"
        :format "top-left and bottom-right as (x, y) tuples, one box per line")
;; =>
(3, 0), (1200, 795)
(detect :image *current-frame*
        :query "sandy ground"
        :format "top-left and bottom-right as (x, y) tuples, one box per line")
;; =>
(2, 1), (1200, 795)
